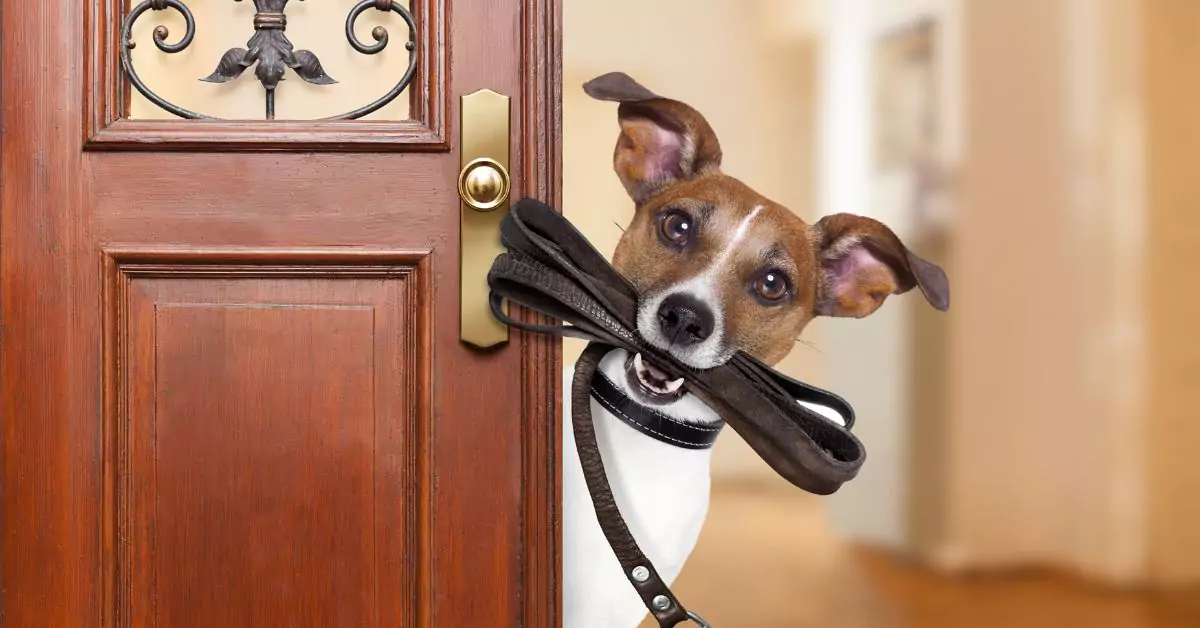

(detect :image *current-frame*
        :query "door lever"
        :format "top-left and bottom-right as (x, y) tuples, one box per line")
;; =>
(459, 89), (511, 348)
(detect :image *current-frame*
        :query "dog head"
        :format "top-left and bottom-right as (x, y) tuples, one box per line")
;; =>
(584, 72), (949, 392)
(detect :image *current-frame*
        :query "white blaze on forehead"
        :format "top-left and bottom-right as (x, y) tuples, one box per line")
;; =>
(709, 203), (764, 272)
(635, 204), (768, 369)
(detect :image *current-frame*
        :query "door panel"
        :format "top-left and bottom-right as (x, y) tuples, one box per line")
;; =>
(1, 1), (562, 626)
(111, 255), (426, 627)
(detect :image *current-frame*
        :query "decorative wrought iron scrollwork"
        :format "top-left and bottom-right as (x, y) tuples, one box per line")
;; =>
(120, 0), (418, 120)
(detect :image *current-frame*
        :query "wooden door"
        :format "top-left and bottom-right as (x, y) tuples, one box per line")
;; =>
(0, 1), (561, 626)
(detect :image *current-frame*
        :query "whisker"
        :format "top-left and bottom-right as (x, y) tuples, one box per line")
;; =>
(613, 220), (626, 234)
(795, 338), (825, 355)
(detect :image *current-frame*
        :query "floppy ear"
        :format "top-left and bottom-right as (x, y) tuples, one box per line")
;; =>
(811, 214), (950, 318)
(583, 72), (723, 204)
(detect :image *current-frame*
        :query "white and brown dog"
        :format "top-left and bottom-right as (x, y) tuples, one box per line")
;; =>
(563, 72), (949, 628)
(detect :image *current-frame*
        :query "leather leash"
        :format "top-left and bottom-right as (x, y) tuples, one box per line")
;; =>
(487, 199), (864, 626)
(572, 343), (703, 626)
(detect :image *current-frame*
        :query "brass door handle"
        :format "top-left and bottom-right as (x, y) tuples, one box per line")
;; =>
(459, 157), (510, 212)
(459, 89), (511, 348)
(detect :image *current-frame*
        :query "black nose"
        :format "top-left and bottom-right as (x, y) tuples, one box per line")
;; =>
(657, 294), (715, 346)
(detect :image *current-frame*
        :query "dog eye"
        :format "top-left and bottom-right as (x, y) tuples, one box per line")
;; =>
(753, 269), (790, 303)
(658, 210), (694, 247)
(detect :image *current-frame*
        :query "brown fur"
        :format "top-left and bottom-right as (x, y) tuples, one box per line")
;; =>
(585, 72), (950, 368)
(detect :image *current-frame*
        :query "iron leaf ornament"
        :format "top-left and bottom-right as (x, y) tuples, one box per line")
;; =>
(201, 0), (336, 91)
(121, 0), (419, 120)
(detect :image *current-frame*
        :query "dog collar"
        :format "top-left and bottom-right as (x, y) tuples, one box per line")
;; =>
(590, 369), (724, 450)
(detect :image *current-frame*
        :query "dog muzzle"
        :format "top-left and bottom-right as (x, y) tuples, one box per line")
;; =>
(487, 199), (864, 627)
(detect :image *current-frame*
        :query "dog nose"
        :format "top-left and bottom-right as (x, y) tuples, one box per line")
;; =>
(657, 294), (715, 346)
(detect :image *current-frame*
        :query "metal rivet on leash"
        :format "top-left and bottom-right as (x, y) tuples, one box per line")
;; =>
(651, 595), (672, 612)
(631, 566), (650, 582)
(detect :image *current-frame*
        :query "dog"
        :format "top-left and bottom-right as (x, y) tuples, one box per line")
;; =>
(562, 72), (950, 628)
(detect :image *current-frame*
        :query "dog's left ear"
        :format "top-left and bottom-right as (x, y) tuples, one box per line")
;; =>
(583, 72), (723, 204)
(811, 214), (950, 318)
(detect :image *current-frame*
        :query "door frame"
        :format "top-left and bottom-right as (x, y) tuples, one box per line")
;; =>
(514, 2), (564, 625)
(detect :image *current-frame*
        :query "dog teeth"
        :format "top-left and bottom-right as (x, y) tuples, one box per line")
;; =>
(633, 353), (685, 395)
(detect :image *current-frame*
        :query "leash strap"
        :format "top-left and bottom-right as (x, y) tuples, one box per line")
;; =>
(487, 199), (865, 626)
(573, 343), (701, 626)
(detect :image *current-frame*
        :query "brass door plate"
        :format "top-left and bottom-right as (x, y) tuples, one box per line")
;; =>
(459, 89), (511, 348)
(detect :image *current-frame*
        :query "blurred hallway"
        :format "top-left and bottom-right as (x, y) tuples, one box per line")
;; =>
(642, 483), (1200, 628)
(567, 1), (1200, 624)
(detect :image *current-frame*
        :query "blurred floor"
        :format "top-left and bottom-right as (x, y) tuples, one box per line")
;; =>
(641, 483), (1200, 628)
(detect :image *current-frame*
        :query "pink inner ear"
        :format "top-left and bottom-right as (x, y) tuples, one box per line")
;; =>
(619, 117), (686, 186)
(823, 243), (899, 316)
(647, 124), (685, 180)
(827, 245), (884, 282)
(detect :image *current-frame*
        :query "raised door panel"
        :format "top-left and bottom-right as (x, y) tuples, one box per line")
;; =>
(105, 252), (429, 627)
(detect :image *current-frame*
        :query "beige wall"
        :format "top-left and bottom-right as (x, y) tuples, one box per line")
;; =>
(949, 0), (1090, 573)
(931, 0), (1200, 588)
(127, 0), (410, 120)
(564, 1), (823, 481)
(937, 0), (1149, 581)
(1143, 0), (1200, 588)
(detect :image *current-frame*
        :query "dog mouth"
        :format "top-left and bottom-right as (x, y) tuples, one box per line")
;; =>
(624, 352), (686, 403)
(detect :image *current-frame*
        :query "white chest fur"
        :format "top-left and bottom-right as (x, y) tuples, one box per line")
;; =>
(562, 349), (722, 628)
(561, 349), (847, 628)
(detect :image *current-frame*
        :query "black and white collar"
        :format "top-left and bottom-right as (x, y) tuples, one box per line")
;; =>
(589, 369), (725, 450)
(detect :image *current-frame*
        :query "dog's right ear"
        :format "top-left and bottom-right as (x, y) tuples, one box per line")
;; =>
(583, 72), (723, 204)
